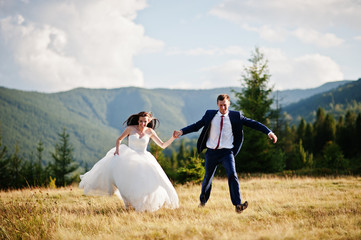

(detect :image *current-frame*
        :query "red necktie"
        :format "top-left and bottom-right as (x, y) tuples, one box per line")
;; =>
(215, 115), (224, 149)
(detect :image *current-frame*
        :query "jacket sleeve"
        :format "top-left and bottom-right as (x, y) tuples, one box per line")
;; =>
(181, 111), (208, 136)
(240, 114), (271, 134)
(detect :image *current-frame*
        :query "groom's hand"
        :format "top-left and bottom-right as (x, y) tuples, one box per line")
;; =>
(268, 132), (278, 143)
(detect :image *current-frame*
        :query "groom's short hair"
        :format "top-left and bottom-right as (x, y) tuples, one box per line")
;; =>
(217, 94), (230, 102)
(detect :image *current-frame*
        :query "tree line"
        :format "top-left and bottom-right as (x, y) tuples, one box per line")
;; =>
(277, 108), (361, 174)
(0, 128), (78, 190)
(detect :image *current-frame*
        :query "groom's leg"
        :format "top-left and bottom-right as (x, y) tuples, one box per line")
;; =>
(221, 150), (241, 206)
(200, 149), (219, 204)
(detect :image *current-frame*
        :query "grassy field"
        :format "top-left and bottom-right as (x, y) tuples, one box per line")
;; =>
(1, 176), (360, 240)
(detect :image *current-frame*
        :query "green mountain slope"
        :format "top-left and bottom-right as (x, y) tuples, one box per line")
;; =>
(283, 79), (361, 122)
(0, 87), (119, 165)
(274, 80), (351, 106)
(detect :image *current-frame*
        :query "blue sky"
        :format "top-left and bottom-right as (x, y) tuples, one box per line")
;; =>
(0, 0), (360, 92)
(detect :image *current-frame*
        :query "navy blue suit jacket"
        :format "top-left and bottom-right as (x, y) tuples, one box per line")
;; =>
(181, 110), (271, 156)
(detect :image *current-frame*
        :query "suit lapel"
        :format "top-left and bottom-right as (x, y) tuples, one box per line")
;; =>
(197, 110), (217, 153)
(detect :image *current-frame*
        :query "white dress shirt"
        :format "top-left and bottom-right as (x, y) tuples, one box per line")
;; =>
(206, 111), (234, 149)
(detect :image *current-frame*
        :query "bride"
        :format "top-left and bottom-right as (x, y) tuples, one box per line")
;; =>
(79, 111), (179, 212)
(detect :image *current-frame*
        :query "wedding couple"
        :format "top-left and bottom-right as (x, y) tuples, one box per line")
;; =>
(79, 94), (277, 213)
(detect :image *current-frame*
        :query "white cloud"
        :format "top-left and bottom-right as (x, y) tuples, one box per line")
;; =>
(167, 46), (246, 56)
(262, 48), (344, 89)
(292, 28), (344, 47)
(169, 47), (344, 90)
(210, 0), (361, 45)
(169, 59), (245, 89)
(292, 54), (344, 87)
(354, 36), (361, 41)
(242, 24), (288, 42)
(0, 0), (163, 92)
(199, 59), (245, 88)
(211, 0), (361, 30)
(169, 80), (197, 89)
(243, 24), (344, 47)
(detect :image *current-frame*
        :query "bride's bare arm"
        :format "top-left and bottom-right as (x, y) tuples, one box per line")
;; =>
(114, 127), (132, 155)
(150, 129), (176, 149)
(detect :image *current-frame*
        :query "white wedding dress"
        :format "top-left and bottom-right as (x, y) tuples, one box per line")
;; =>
(79, 134), (179, 212)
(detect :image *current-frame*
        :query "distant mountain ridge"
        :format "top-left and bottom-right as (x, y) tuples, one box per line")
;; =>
(283, 78), (361, 122)
(0, 80), (356, 165)
(274, 80), (352, 106)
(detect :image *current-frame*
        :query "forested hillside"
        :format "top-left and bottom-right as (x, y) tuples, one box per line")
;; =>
(0, 80), (356, 166)
(283, 78), (361, 122)
(274, 80), (351, 106)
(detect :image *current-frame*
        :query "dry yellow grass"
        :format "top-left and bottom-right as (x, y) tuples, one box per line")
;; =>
(1, 177), (361, 240)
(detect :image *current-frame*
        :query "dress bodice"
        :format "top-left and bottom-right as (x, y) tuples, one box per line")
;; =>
(128, 134), (149, 152)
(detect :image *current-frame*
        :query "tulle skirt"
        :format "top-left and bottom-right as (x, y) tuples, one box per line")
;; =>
(79, 145), (179, 212)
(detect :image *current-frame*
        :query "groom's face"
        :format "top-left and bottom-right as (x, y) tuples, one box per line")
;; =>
(217, 99), (230, 115)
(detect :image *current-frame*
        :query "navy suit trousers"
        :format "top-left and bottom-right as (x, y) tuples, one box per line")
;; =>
(200, 148), (241, 206)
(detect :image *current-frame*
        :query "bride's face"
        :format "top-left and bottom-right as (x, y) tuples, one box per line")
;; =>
(138, 116), (149, 129)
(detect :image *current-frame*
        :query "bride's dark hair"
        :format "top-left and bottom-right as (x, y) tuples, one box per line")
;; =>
(123, 111), (159, 129)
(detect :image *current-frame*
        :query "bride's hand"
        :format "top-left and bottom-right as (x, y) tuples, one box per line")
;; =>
(173, 130), (181, 139)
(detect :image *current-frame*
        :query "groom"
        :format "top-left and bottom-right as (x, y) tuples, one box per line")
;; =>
(173, 94), (277, 213)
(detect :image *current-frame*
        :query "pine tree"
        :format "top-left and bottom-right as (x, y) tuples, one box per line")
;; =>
(176, 154), (205, 184)
(21, 152), (35, 187)
(356, 113), (361, 156)
(303, 122), (314, 153)
(354, 113), (361, 173)
(232, 47), (281, 172)
(34, 140), (45, 186)
(270, 90), (283, 134)
(313, 108), (326, 154)
(281, 123), (297, 170)
(177, 140), (189, 167)
(0, 132), (10, 190)
(171, 151), (178, 169)
(297, 118), (306, 142)
(291, 139), (313, 170)
(324, 114), (336, 143)
(337, 111), (357, 158)
(50, 128), (78, 187)
(314, 110), (337, 158)
(232, 47), (273, 122)
(320, 142), (348, 171)
(8, 145), (23, 188)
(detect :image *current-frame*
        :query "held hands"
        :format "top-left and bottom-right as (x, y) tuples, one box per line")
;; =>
(173, 130), (182, 139)
(268, 132), (278, 144)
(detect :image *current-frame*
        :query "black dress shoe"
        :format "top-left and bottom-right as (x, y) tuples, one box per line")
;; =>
(235, 201), (248, 213)
(199, 195), (206, 208)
